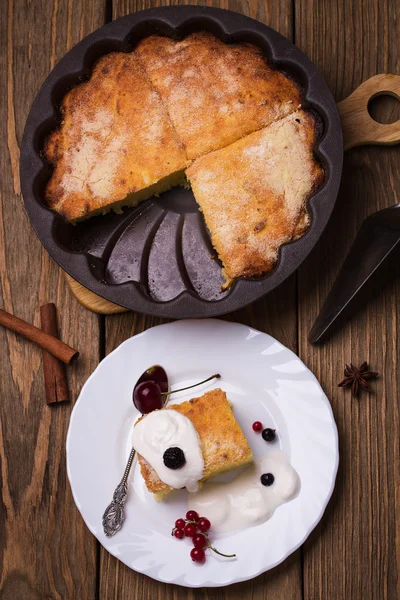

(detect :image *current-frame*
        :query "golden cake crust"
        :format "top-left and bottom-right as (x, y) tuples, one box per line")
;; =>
(186, 110), (324, 283)
(44, 35), (323, 283)
(136, 388), (253, 498)
(135, 32), (301, 159)
(44, 52), (189, 221)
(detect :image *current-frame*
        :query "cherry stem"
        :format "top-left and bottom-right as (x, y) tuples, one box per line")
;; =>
(161, 374), (220, 396)
(208, 544), (236, 558)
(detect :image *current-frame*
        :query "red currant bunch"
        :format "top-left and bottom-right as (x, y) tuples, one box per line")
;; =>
(171, 511), (236, 564)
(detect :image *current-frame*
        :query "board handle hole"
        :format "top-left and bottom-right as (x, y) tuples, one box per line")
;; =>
(368, 93), (400, 124)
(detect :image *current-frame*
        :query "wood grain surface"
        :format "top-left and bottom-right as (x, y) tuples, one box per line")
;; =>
(0, 1), (105, 599)
(65, 274), (128, 315)
(296, 1), (400, 599)
(0, 1), (399, 599)
(337, 74), (400, 150)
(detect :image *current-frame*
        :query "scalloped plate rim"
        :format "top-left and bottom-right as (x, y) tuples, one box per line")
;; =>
(66, 319), (339, 587)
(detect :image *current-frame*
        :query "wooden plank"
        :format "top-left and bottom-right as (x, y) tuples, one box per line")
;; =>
(101, 1), (301, 599)
(0, 0), (105, 598)
(296, 1), (400, 599)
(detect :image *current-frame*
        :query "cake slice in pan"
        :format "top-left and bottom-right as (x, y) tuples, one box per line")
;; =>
(186, 110), (325, 286)
(44, 52), (190, 222)
(135, 32), (301, 159)
(136, 388), (253, 501)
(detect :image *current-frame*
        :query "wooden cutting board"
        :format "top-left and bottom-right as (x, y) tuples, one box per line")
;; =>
(65, 73), (400, 314)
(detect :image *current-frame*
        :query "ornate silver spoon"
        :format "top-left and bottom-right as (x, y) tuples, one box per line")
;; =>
(102, 369), (219, 537)
(102, 365), (169, 537)
(102, 447), (136, 537)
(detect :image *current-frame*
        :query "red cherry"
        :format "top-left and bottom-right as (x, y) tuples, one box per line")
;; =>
(175, 518), (185, 530)
(192, 534), (208, 549)
(252, 421), (263, 432)
(133, 381), (163, 414)
(136, 365), (169, 394)
(190, 547), (206, 563)
(197, 518), (211, 533)
(186, 510), (199, 522)
(133, 365), (169, 413)
(184, 523), (197, 537)
(133, 370), (220, 414)
(174, 528), (184, 539)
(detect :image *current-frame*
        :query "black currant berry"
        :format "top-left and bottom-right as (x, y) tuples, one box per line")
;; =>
(260, 473), (275, 486)
(262, 428), (276, 442)
(163, 447), (186, 469)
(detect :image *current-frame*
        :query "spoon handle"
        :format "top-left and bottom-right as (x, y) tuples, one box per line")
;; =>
(102, 448), (136, 537)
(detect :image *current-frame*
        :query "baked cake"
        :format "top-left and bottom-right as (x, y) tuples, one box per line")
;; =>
(136, 389), (253, 500)
(186, 110), (324, 285)
(44, 52), (189, 221)
(44, 33), (324, 282)
(135, 32), (301, 159)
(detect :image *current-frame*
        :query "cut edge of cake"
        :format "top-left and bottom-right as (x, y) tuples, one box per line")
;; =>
(43, 51), (190, 223)
(48, 169), (188, 222)
(135, 32), (302, 160)
(186, 109), (325, 288)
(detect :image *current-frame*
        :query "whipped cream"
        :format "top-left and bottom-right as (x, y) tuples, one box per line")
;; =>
(188, 450), (300, 532)
(132, 409), (204, 492)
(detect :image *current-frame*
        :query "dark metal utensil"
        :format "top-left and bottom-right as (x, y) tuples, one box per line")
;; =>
(20, 6), (343, 318)
(309, 204), (400, 343)
(21, 6), (400, 317)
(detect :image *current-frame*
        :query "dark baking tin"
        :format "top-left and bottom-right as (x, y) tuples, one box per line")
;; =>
(20, 6), (343, 318)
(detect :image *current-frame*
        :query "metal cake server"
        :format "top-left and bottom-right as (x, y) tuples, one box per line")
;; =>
(309, 204), (400, 343)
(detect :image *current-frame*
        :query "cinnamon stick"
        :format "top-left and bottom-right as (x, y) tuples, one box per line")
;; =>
(0, 307), (78, 364)
(40, 303), (70, 404)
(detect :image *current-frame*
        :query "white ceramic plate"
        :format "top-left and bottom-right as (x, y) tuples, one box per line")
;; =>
(67, 319), (338, 588)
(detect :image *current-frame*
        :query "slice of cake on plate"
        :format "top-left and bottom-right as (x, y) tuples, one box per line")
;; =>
(135, 32), (301, 159)
(132, 388), (253, 501)
(186, 110), (325, 286)
(44, 52), (190, 222)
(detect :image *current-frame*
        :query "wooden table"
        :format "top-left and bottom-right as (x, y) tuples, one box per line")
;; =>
(1, 1), (399, 598)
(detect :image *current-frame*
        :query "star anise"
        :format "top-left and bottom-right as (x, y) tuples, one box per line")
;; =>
(338, 362), (378, 398)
